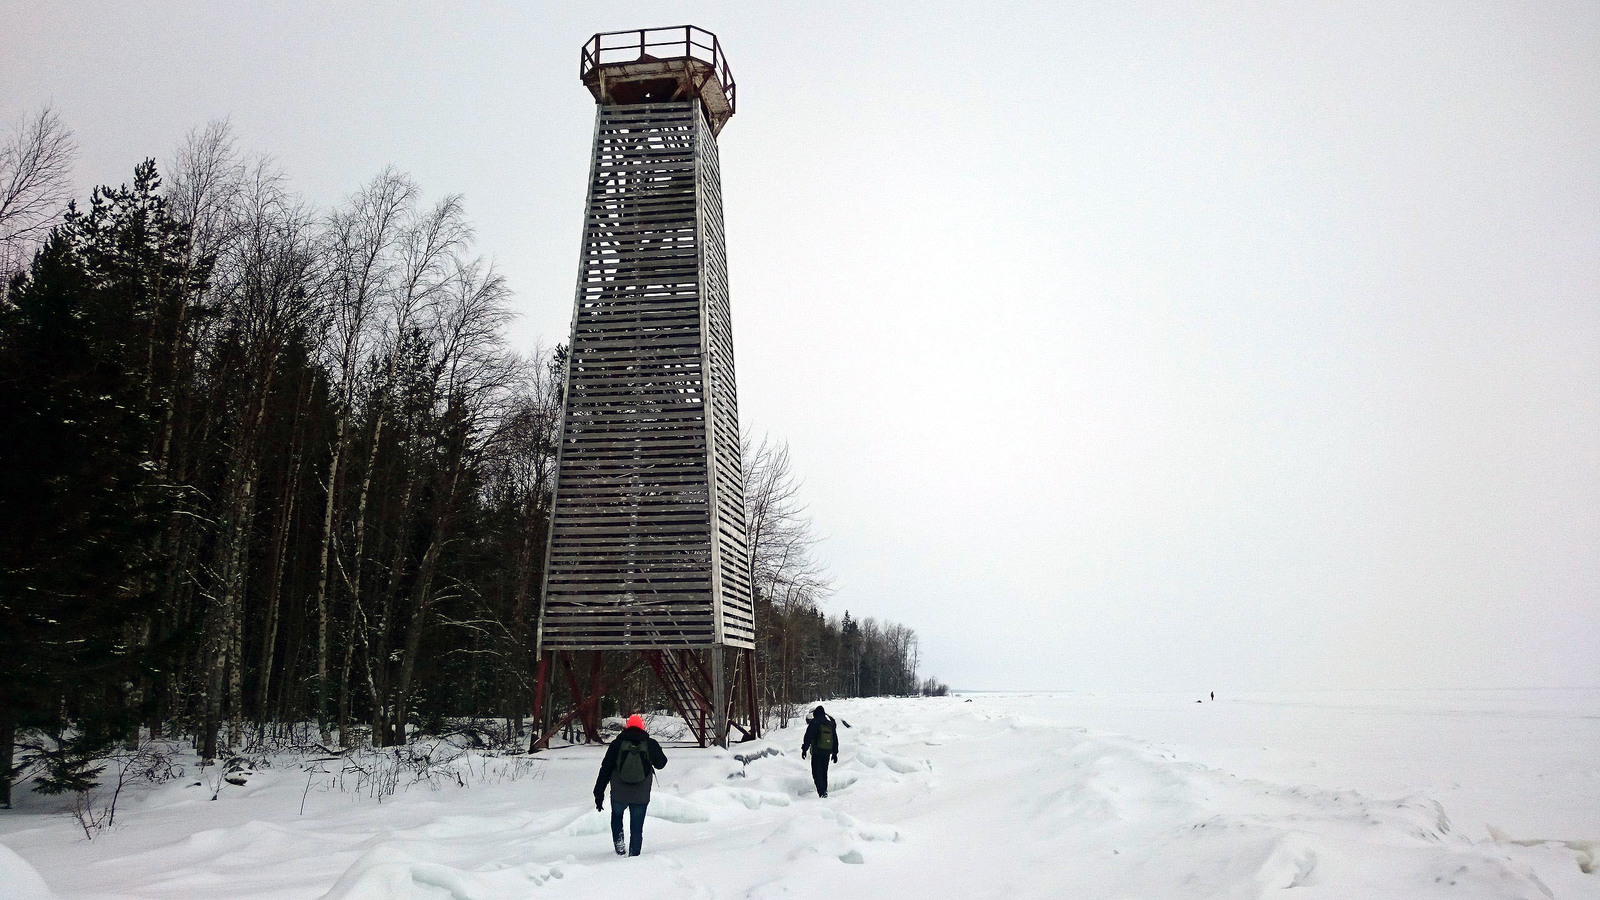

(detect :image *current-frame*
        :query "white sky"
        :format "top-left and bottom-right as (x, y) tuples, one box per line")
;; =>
(6, 1), (1597, 692)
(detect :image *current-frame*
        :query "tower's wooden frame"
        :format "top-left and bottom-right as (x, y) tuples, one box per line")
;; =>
(531, 27), (757, 749)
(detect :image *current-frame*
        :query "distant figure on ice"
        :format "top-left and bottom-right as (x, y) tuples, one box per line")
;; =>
(801, 705), (840, 797)
(594, 714), (667, 856)
(1210, 691), (1214, 701)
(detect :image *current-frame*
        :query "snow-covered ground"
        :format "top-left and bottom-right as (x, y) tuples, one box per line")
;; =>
(2, 690), (1596, 899)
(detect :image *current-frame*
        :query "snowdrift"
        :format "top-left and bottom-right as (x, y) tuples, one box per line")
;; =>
(0, 691), (1595, 899)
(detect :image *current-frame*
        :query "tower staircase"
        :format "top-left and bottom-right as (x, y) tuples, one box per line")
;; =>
(646, 649), (712, 746)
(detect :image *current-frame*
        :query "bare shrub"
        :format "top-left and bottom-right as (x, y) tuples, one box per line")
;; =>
(63, 740), (186, 839)
(292, 737), (546, 811)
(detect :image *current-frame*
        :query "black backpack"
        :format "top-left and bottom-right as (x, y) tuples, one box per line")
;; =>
(815, 719), (835, 752)
(616, 738), (650, 784)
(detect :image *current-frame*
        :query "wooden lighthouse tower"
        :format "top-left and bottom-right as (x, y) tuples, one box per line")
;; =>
(531, 27), (756, 749)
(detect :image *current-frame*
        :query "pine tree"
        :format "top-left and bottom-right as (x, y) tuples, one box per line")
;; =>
(0, 161), (209, 804)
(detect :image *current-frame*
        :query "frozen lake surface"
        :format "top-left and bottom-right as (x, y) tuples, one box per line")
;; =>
(2, 689), (1596, 898)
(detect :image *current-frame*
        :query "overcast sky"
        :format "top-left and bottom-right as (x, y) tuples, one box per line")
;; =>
(7, 1), (1596, 692)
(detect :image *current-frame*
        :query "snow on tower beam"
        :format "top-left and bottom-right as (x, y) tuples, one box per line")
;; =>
(538, 29), (753, 655)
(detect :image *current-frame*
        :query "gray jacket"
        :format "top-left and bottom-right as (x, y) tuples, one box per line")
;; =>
(593, 726), (668, 806)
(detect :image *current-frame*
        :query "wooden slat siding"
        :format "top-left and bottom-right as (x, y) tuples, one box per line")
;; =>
(694, 104), (726, 646)
(692, 101), (756, 647)
(539, 99), (754, 651)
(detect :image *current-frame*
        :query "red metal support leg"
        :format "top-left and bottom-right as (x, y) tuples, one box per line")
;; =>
(556, 653), (603, 744)
(527, 657), (646, 752)
(528, 655), (551, 752)
(586, 651), (604, 739)
(744, 647), (760, 739)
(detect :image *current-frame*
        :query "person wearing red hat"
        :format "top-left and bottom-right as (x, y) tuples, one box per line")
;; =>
(593, 714), (667, 856)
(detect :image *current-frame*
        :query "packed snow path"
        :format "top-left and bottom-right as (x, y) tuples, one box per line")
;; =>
(2, 692), (1596, 899)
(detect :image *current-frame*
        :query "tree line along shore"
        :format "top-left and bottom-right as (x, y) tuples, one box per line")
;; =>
(0, 109), (945, 808)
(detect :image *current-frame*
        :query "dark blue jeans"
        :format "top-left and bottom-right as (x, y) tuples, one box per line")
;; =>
(611, 801), (648, 856)
(811, 753), (831, 796)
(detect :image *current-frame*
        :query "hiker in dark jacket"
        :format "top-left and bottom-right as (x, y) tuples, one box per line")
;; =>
(593, 714), (668, 856)
(800, 705), (839, 797)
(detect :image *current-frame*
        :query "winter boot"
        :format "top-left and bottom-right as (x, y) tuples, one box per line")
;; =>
(614, 834), (627, 856)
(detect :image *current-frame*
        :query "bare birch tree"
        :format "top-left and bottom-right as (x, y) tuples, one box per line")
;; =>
(341, 191), (467, 743)
(311, 169), (413, 743)
(0, 105), (77, 286)
(195, 155), (322, 757)
(387, 255), (516, 742)
(742, 434), (831, 723)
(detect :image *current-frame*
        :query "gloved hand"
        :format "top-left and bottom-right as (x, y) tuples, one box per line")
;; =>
(594, 796), (603, 812)
(801, 749), (808, 759)
(832, 753), (838, 763)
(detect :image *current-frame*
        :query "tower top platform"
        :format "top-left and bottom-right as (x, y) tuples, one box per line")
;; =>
(580, 26), (736, 135)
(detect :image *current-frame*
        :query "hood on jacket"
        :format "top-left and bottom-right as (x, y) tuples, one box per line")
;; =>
(810, 705), (826, 720)
(617, 725), (648, 742)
